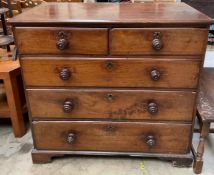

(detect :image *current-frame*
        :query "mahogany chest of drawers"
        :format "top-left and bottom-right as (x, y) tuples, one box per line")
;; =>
(9, 2), (211, 167)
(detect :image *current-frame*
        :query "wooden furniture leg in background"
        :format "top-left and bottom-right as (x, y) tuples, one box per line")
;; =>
(0, 60), (27, 137)
(193, 68), (214, 174)
(3, 72), (26, 137)
(193, 121), (210, 174)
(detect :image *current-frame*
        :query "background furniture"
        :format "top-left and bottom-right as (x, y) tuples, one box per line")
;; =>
(0, 0), (14, 52)
(0, 0), (20, 60)
(193, 68), (214, 174)
(0, 59), (27, 137)
(1, 0), (22, 15)
(180, 1), (214, 173)
(9, 3), (211, 171)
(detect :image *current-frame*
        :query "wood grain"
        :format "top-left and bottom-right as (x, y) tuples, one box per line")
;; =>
(31, 149), (194, 164)
(0, 60), (27, 137)
(0, 82), (10, 118)
(8, 3), (212, 27)
(15, 27), (108, 55)
(197, 68), (214, 122)
(9, 2), (210, 165)
(27, 88), (196, 121)
(33, 121), (192, 154)
(21, 57), (201, 88)
(111, 28), (208, 55)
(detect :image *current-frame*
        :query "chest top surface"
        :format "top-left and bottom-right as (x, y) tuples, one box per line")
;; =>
(9, 2), (211, 27)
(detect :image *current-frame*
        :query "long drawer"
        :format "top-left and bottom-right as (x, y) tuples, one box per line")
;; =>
(33, 121), (191, 154)
(27, 89), (196, 121)
(111, 28), (208, 55)
(21, 57), (201, 88)
(15, 27), (108, 55)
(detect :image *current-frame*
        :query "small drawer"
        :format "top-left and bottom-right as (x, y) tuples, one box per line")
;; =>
(21, 57), (201, 88)
(111, 28), (208, 55)
(15, 27), (108, 55)
(27, 89), (196, 121)
(33, 121), (191, 154)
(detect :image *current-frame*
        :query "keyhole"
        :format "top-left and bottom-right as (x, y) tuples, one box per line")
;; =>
(106, 93), (114, 102)
(106, 61), (114, 71)
(105, 125), (116, 132)
(153, 32), (161, 39)
(59, 31), (66, 38)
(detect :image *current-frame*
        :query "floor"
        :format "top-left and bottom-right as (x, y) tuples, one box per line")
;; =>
(0, 46), (214, 175)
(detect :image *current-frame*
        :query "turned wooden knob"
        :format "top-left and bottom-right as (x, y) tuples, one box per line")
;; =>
(67, 133), (75, 144)
(56, 31), (69, 50)
(59, 68), (71, 80)
(152, 32), (163, 51)
(148, 102), (158, 114)
(150, 69), (160, 81)
(145, 135), (155, 147)
(56, 38), (69, 50)
(152, 38), (162, 50)
(63, 99), (74, 113)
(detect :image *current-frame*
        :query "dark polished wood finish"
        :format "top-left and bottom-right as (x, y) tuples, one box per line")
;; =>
(27, 88), (196, 121)
(9, 3), (211, 171)
(8, 3), (212, 27)
(15, 28), (108, 55)
(33, 121), (191, 154)
(111, 28), (208, 55)
(21, 57), (201, 88)
(31, 149), (193, 165)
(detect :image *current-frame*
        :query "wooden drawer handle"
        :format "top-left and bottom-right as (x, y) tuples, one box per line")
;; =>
(59, 68), (71, 80)
(152, 32), (163, 51)
(63, 99), (74, 113)
(150, 69), (160, 81)
(56, 31), (69, 50)
(145, 135), (155, 147)
(67, 133), (75, 144)
(147, 102), (158, 114)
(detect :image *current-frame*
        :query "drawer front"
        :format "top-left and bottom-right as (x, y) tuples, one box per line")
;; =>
(28, 89), (196, 121)
(15, 28), (108, 55)
(33, 121), (191, 154)
(111, 28), (208, 55)
(21, 58), (201, 88)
